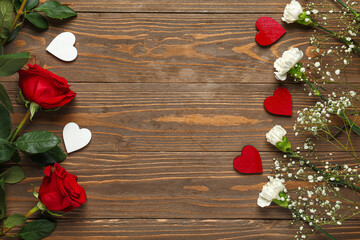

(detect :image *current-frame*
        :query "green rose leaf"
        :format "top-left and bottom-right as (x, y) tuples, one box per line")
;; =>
(0, 83), (14, 113)
(0, 177), (5, 219)
(35, 1), (77, 20)
(11, 149), (21, 162)
(0, 104), (11, 139)
(14, 0), (39, 10)
(0, 138), (15, 164)
(6, 25), (22, 44)
(29, 145), (67, 166)
(18, 219), (56, 240)
(15, 130), (60, 154)
(25, 12), (48, 29)
(0, 52), (31, 77)
(3, 213), (27, 228)
(0, 166), (25, 184)
(0, 0), (13, 39)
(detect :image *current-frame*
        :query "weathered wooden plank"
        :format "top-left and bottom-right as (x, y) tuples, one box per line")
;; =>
(5, 151), (359, 219)
(46, 219), (360, 240)
(3, 216), (360, 239)
(0, 218), (351, 240)
(58, 0), (323, 13)
(2, 81), (359, 153)
(5, 13), (360, 84)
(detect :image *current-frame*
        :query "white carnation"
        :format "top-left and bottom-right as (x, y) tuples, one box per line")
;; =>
(266, 125), (287, 146)
(257, 177), (286, 208)
(282, 0), (303, 24)
(274, 47), (303, 81)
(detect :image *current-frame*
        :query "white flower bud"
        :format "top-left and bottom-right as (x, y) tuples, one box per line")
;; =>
(282, 0), (303, 24)
(274, 48), (304, 81)
(266, 125), (287, 146)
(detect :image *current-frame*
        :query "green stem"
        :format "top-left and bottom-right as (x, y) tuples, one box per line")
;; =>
(1, 0), (28, 46)
(1, 205), (39, 236)
(303, 77), (327, 102)
(24, 205), (40, 218)
(290, 208), (337, 240)
(288, 151), (360, 192)
(313, 22), (360, 53)
(9, 108), (31, 143)
(334, 0), (360, 21)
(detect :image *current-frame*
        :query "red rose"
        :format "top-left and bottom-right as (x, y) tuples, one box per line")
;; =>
(39, 163), (86, 212)
(18, 64), (76, 109)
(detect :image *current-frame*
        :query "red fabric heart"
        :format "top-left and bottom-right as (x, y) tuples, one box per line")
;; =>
(233, 145), (263, 174)
(264, 87), (292, 116)
(256, 17), (286, 46)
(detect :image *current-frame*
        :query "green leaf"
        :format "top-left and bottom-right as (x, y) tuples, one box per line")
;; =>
(0, 0), (13, 39)
(0, 83), (14, 112)
(35, 1), (76, 20)
(3, 213), (26, 228)
(0, 52), (30, 77)
(0, 166), (25, 184)
(11, 149), (21, 162)
(15, 130), (60, 154)
(29, 145), (66, 166)
(0, 138), (15, 164)
(25, 12), (48, 29)
(6, 25), (21, 44)
(0, 177), (5, 219)
(18, 219), (56, 240)
(14, 0), (39, 11)
(0, 104), (11, 139)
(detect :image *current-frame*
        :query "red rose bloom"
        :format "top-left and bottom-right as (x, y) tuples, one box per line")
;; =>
(39, 163), (86, 212)
(18, 64), (76, 109)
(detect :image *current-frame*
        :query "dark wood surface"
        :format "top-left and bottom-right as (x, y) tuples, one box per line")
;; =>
(3, 0), (360, 239)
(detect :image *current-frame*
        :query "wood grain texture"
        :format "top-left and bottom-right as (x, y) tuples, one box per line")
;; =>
(3, 218), (360, 240)
(3, 81), (360, 153)
(2, 1), (360, 239)
(13, 219), (360, 240)
(5, 151), (359, 220)
(59, 0), (320, 13)
(5, 13), (360, 84)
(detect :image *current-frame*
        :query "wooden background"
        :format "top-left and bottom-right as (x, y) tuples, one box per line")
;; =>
(2, 0), (360, 239)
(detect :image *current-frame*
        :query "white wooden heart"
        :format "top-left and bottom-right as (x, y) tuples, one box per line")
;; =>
(63, 122), (92, 153)
(46, 32), (78, 62)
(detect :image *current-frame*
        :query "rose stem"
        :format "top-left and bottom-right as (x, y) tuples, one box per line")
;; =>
(9, 108), (31, 143)
(1, 205), (39, 236)
(1, 0), (28, 46)
(25, 205), (40, 218)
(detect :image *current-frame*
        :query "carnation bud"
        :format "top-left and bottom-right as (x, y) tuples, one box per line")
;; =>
(266, 125), (292, 153)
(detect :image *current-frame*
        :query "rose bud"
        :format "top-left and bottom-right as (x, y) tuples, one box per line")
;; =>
(18, 64), (76, 110)
(39, 163), (86, 212)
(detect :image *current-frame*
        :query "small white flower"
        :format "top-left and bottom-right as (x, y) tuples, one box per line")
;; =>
(257, 177), (286, 208)
(266, 125), (287, 146)
(282, 0), (303, 24)
(274, 48), (304, 80)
